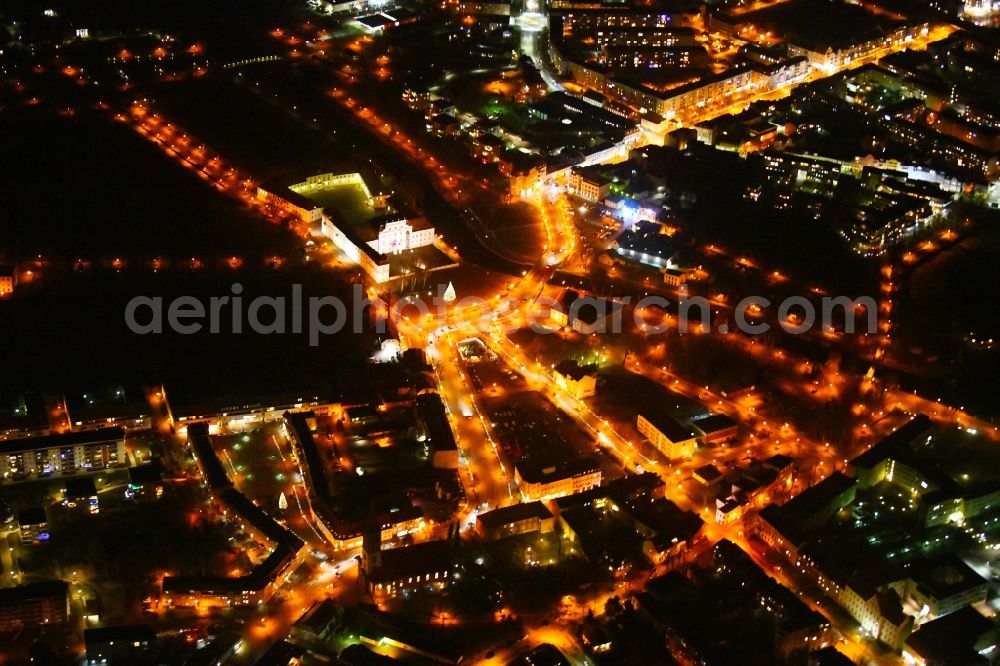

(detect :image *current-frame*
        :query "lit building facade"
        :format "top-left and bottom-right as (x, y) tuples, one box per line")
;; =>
(637, 413), (698, 459)
(0, 428), (128, 482)
(0, 266), (15, 296)
(367, 217), (435, 255)
(515, 459), (602, 501)
(0, 581), (69, 631)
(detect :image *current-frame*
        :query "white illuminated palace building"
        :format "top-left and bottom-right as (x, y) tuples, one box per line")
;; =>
(257, 171), (435, 283)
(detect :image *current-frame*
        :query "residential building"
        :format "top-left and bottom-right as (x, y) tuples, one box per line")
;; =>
(18, 506), (48, 544)
(515, 457), (602, 501)
(753, 472), (857, 566)
(662, 267), (687, 286)
(0, 580), (69, 630)
(713, 455), (795, 525)
(162, 423), (305, 608)
(568, 168), (613, 202)
(63, 476), (100, 514)
(0, 266), (15, 296)
(0, 427), (128, 482)
(557, 489), (704, 571)
(84, 625), (157, 665)
(415, 393), (459, 469)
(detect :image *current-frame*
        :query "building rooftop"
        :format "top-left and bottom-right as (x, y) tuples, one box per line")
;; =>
(415, 393), (457, 453)
(187, 421), (231, 491)
(128, 463), (163, 486)
(907, 554), (988, 603)
(477, 501), (553, 530)
(554, 359), (599, 382)
(0, 580), (67, 606)
(759, 471), (855, 542)
(904, 607), (997, 664)
(84, 624), (156, 646)
(17, 506), (46, 526)
(639, 411), (699, 443)
(554, 472), (665, 511)
(694, 464), (723, 483)
(64, 476), (98, 499)
(626, 497), (704, 548)
(368, 539), (456, 585)
(255, 640), (304, 666)
(516, 456), (600, 485)
(0, 426), (125, 456)
(184, 632), (242, 666)
(850, 414), (935, 470)
(690, 413), (738, 436)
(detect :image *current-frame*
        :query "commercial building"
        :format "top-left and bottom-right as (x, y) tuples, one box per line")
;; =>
(126, 464), (164, 502)
(689, 413), (739, 444)
(172, 391), (339, 431)
(847, 415), (1000, 527)
(614, 221), (681, 269)
(476, 501), (555, 541)
(0, 580), (69, 630)
(0, 427), (128, 482)
(637, 412), (699, 459)
(184, 632), (243, 666)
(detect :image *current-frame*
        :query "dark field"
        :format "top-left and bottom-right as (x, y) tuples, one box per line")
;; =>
(0, 266), (371, 408)
(0, 109), (303, 263)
